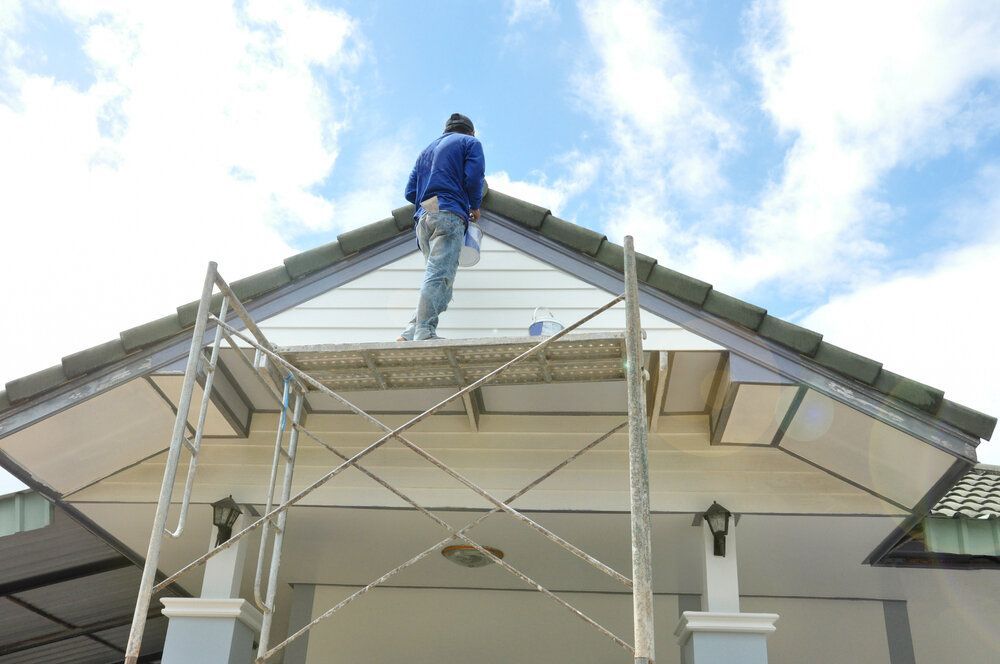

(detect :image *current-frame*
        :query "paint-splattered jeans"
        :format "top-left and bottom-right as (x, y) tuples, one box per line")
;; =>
(400, 211), (464, 341)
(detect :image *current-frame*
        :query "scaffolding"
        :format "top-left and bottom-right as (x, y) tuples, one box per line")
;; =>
(124, 238), (655, 664)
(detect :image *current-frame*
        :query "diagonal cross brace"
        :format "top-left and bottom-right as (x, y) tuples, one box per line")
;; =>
(266, 421), (634, 662)
(152, 293), (626, 594)
(222, 320), (634, 590)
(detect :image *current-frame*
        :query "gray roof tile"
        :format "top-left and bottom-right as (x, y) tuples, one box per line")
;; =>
(702, 290), (767, 330)
(812, 342), (882, 385)
(338, 217), (402, 254)
(482, 190), (549, 228)
(392, 205), (416, 231)
(61, 339), (128, 379)
(935, 400), (997, 442)
(284, 240), (348, 280)
(229, 265), (292, 302)
(758, 315), (822, 356)
(593, 241), (657, 280)
(931, 465), (1000, 519)
(120, 314), (184, 353)
(874, 369), (944, 414)
(5, 364), (68, 403)
(539, 215), (605, 255)
(644, 264), (711, 306)
(0, 390), (9, 410)
(176, 293), (226, 328)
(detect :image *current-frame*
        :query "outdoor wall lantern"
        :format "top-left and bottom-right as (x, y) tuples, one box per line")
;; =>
(211, 496), (242, 546)
(704, 501), (732, 557)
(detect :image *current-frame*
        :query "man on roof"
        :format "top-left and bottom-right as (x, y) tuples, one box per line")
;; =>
(398, 112), (486, 342)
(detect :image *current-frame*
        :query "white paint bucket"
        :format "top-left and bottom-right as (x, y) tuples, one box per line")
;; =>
(459, 223), (483, 267)
(529, 307), (564, 336)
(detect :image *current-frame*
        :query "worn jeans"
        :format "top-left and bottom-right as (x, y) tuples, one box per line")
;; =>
(400, 211), (464, 341)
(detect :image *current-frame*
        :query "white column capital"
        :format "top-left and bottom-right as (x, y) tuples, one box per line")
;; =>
(161, 597), (263, 634)
(675, 611), (779, 646)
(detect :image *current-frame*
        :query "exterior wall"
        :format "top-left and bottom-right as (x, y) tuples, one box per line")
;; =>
(259, 236), (719, 350)
(902, 569), (1000, 664)
(740, 597), (890, 664)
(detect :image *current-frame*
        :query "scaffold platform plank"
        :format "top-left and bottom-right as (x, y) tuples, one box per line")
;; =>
(276, 333), (627, 391)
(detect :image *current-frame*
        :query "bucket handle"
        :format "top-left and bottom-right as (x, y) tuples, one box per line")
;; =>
(532, 307), (555, 322)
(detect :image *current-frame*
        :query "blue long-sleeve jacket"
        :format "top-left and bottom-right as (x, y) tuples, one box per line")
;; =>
(405, 132), (485, 225)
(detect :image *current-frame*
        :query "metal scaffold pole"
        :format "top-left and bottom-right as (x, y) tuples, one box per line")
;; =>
(624, 236), (655, 663)
(124, 262), (219, 664)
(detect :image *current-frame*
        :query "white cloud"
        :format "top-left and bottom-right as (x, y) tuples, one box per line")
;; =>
(577, 0), (736, 200)
(574, 0), (738, 264)
(802, 167), (1000, 461)
(573, 0), (1000, 300)
(507, 0), (555, 26)
(0, 1), (364, 383)
(704, 0), (1000, 294)
(487, 152), (599, 216)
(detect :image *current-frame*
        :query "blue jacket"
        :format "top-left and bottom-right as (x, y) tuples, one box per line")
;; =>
(405, 132), (485, 224)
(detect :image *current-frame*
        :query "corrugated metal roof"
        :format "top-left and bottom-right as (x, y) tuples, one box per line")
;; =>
(930, 464), (1000, 519)
(0, 495), (169, 663)
(0, 510), (114, 586)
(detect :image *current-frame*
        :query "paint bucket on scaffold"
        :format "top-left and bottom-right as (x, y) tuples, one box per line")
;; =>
(459, 223), (483, 267)
(529, 308), (564, 337)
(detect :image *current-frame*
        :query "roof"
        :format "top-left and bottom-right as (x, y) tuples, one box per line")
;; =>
(0, 187), (995, 441)
(930, 464), (1000, 519)
(0, 492), (172, 662)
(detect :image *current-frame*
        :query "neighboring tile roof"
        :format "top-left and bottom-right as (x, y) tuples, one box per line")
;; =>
(0, 187), (996, 442)
(930, 465), (1000, 519)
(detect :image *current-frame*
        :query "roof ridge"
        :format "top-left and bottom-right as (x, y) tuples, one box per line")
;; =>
(0, 187), (995, 442)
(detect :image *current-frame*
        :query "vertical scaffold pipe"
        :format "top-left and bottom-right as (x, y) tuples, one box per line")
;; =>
(624, 237), (655, 663)
(124, 262), (218, 664)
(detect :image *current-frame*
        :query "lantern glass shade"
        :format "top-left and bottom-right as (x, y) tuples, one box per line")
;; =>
(211, 496), (242, 546)
(704, 501), (731, 557)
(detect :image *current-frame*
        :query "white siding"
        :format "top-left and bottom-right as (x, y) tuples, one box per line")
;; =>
(259, 236), (719, 350)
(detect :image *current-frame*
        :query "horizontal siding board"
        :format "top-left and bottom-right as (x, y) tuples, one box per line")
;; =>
(333, 269), (591, 290)
(259, 235), (714, 350)
(263, 307), (679, 330)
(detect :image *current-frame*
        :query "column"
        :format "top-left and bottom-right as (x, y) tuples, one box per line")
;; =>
(675, 518), (778, 664)
(160, 514), (262, 664)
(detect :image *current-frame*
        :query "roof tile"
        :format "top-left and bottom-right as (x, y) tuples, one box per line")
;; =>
(0, 390), (9, 410)
(176, 293), (226, 329)
(593, 241), (657, 280)
(120, 314), (184, 353)
(392, 205), (416, 231)
(483, 190), (549, 229)
(758, 315), (823, 356)
(284, 240), (348, 280)
(229, 265), (292, 302)
(338, 217), (401, 254)
(539, 215), (605, 255)
(62, 339), (128, 379)
(931, 466), (1000, 519)
(644, 265), (711, 306)
(874, 369), (944, 414)
(702, 290), (767, 330)
(812, 342), (883, 385)
(936, 400), (997, 442)
(6, 364), (68, 403)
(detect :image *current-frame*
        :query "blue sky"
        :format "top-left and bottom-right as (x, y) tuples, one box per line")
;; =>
(0, 0), (999, 485)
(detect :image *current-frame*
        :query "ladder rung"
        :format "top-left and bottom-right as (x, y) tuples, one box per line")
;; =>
(182, 437), (197, 453)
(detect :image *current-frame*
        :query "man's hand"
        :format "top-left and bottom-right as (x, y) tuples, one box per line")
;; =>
(470, 208), (481, 222)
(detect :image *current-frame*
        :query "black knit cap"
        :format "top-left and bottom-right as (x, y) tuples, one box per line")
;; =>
(444, 112), (475, 134)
